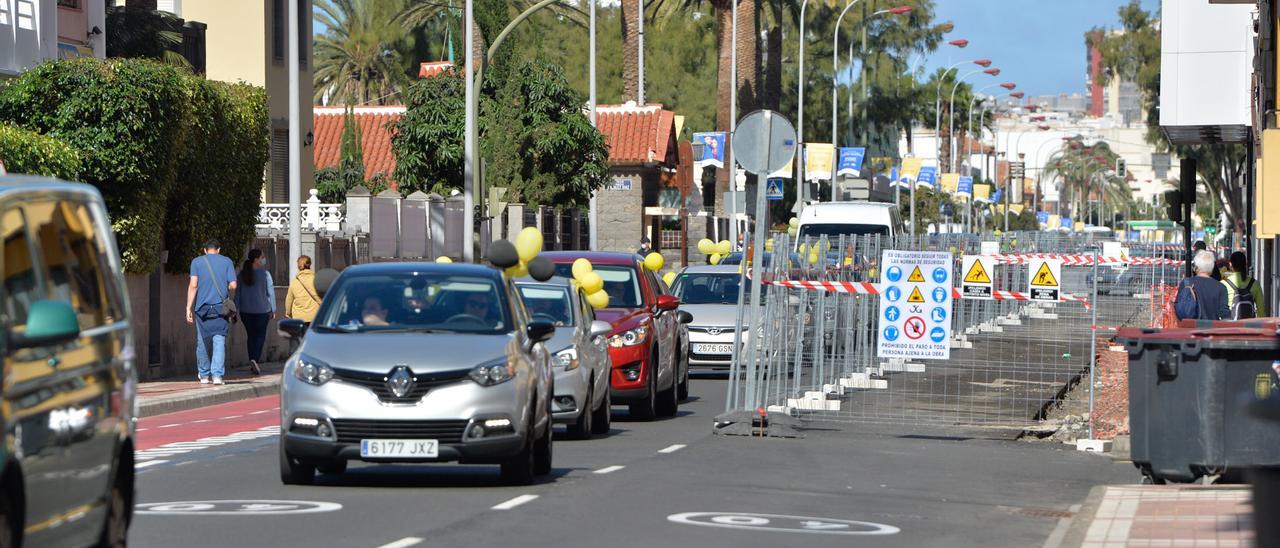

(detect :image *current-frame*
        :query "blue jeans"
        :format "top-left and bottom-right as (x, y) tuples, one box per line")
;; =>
(195, 322), (226, 379)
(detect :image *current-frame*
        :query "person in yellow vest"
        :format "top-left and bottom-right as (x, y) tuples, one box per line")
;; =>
(285, 255), (321, 323)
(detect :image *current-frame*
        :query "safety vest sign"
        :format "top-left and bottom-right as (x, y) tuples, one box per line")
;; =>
(1028, 258), (1062, 302)
(961, 255), (994, 299)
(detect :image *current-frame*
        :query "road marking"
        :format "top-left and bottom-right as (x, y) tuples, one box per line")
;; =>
(492, 494), (539, 510)
(593, 465), (625, 475)
(136, 460), (168, 469)
(658, 444), (686, 454)
(225, 415), (241, 419)
(375, 538), (424, 548)
(137, 428), (149, 432)
(192, 419), (211, 423)
(249, 410), (271, 415)
(136, 425), (281, 461)
(158, 424), (180, 429)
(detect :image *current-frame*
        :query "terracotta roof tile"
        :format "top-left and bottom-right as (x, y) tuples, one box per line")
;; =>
(419, 61), (453, 78)
(313, 106), (405, 185)
(595, 102), (677, 166)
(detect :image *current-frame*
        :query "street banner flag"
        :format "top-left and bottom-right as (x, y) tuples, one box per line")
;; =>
(1048, 214), (1061, 228)
(901, 157), (923, 182)
(692, 132), (727, 170)
(957, 175), (973, 198)
(991, 187), (1003, 204)
(1036, 211), (1049, 225)
(940, 173), (960, 194)
(973, 183), (991, 203)
(836, 147), (866, 177)
(1011, 204), (1024, 215)
(916, 166), (937, 189)
(805, 143), (834, 181)
(769, 154), (795, 179)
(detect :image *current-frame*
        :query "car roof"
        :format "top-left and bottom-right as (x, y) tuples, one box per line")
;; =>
(0, 175), (105, 201)
(514, 276), (575, 287)
(340, 261), (502, 279)
(679, 265), (741, 274)
(540, 251), (639, 266)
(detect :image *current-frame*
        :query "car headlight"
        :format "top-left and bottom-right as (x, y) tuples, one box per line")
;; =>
(293, 354), (334, 386)
(469, 359), (515, 386)
(555, 348), (579, 371)
(608, 326), (648, 348)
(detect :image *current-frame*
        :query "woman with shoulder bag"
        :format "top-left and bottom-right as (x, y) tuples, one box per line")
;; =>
(234, 249), (274, 375)
(285, 255), (321, 324)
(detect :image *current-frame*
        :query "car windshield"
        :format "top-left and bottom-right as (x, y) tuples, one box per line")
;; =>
(517, 284), (574, 327)
(314, 271), (511, 334)
(799, 223), (890, 239)
(555, 263), (643, 308)
(672, 273), (752, 305)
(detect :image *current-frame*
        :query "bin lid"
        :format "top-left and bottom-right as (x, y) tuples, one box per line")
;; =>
(1176, 317), (1280, 330)
(1116, 326), (1280, 350)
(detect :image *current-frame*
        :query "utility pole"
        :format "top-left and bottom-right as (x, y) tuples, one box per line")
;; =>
(287, 0), (301, 277)
(463, 0), (475, 261)
(589, 0), (598, 250)
(637, 0), (645, 104)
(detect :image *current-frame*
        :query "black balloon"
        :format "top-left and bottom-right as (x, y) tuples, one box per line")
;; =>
(528, 255), (555, 281)
(314, 268), (340, 297)
(488, 240), (520, 268)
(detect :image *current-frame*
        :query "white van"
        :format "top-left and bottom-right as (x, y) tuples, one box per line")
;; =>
(794, 201), (904, 246)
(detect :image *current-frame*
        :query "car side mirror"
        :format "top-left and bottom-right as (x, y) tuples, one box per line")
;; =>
(527, 320), (556, 345)
(278, 318), (308, 339)
(677, 310), (694, 325)
(656, 294), (680, 311)
(11, 300), (81, 350)
(589, 320), (613, 339)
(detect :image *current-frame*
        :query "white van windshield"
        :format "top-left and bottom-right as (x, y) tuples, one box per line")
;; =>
(798, 223), (890, 238)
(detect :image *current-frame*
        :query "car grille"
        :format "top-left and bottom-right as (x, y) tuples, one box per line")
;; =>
(331, 419), (469, 444)
(688, 326), (736, 335)
(690, 351), (732, 362)
(331, 367), (471, 404)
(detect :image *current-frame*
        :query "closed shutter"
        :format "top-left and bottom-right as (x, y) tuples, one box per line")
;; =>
(156, 0), (180, 15)
(271, 128), (288, 202)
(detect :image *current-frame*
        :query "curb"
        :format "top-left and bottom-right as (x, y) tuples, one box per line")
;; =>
(139, 380), (281, 417)
(1045, 485), (1108, 548)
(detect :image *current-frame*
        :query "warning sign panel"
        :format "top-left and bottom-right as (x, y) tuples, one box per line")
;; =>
(961, 255), (994, 300)
(907, 286), (925, 303)
(1028, 258), (1062, 302)
(878, 250), (951, 360)
(907, 266), (926, 283)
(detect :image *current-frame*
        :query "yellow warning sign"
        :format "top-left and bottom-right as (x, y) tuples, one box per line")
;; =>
(1031, 262), (1059, 287)
(963, 260), (992, 284)
(907, 286), (925, 303)
(907, 266), (926, 283)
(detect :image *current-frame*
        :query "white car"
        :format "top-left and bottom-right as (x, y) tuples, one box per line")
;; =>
(669, 265), (752, 374)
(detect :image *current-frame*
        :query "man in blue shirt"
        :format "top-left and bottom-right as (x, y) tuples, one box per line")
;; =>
(185, 240), (238, 384)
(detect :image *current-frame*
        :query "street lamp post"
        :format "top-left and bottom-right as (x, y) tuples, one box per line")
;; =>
(588, 0), (598, 249)
(463, 0), (475, 261)
(729, 0), (738, 248)
(794, 0), (811, 212)
(934, 56), (985, 170)
(831, 1), (864, 153)
(287, 0), (301, 275)
(849, 6), (912, 148)
(947, 66), (999, 173)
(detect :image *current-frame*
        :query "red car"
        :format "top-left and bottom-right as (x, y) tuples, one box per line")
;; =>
(543, 252), (692, 420)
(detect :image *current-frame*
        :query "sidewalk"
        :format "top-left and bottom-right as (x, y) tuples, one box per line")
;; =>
(138, 361), (283, 417)
(1053, 484), (1253, 547)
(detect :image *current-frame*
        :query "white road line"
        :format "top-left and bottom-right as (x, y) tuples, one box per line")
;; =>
(375, 538), (423, 548)
(192, 419), (211, 423)
(658, 444), (686, 454)
(135, 460), (168, 469)
(491, 494), (539, 510)
(225, 415), (241, 419)
(136, 428), (149, 432)
(593, 465), (626, 475)
(157, 424), (180, 429)
(249, 410), (271, 415)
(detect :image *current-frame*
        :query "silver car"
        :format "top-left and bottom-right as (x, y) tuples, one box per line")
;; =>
(515, 278), (614, 439)
(669, 265), (753, 373)
(277, 263), (555, 485)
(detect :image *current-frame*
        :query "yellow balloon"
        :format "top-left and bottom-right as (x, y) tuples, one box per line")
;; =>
(798, 242), (807, 254)
(697, 238), (715, 255)
(435, 256), (453, 264)
(515, 227), (543, 263)
(788, 217), (800, 228)
(571, 258), (593, 279)
(644, 252), (664, 271)
(580, 271), (604, 294)
(505, 262), (529, 278)
(585, 289), (609, 309)
(717, 240), (732, 255)
(787, 227), (797, 237)
(662, 271), (676, 286)
(764, 238), (774, 252)
(808, 249), (819, 265)
(709, 253), (722, 265)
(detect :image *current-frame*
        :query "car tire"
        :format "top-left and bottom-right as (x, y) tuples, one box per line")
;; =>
(0, 481), (17, 548)
(279, 442), (316, 485)
(628, 355), (658, 421)
(656, 348), (679, 418)
(676, 346), (690, 402)
(98, 474), (130, 548)
(534, 411), (553, 476)
(566, 383), (593, 440)
(317, 460), (348, 475)
(502, 406), (539, 485)
(590, 383), (612, 435)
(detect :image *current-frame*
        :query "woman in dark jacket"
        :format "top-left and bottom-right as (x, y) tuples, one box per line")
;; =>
(234, 249), (274, 375)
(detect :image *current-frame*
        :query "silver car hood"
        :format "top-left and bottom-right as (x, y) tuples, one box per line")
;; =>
(680, 303), (741, 329)
(301, 332), (514, 373)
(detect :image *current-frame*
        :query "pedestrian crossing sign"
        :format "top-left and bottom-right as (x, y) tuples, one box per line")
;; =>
(765, 178), (784, 200)
(907, 286), (925, 303)
(907, 266), (926, 283)
(1027, 258), (1062, 302)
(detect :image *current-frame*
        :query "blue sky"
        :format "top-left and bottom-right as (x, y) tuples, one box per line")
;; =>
(920, 0), (1161, 97)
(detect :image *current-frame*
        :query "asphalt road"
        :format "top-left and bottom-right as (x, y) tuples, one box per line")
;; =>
(129, 377), (1138, 548)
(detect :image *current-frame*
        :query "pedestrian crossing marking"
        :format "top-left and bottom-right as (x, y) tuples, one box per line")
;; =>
(907, 286), (925, 303)
(1031, 262), (1059, 287)
(963, 260), (992, 284)
(907, 266), (926, 283)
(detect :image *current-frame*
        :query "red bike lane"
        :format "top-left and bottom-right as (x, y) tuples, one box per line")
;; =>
(136, 395), (281, 451)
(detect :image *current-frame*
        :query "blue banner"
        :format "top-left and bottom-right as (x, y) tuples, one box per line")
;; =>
(836, 147), (866, 177)
(991, 187), (1003, 204)
(692, 132), (727, 169)
(1036, 211), (1049, 225)
(916, 166), (937, 189)
(1061, 217), (1073, 229)
(956, 176), (973, 197)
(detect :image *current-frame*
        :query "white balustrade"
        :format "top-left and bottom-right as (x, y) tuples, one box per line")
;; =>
(257, 189), (345, 231)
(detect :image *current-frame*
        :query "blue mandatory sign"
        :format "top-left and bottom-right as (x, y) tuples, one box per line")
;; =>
(885, 286), (902, 302)
(931, 306), (947, 323)
(886, 266), (902, 282)
(929, 327), (946, 343)
(883, 325), (900, 342)
(932, 267), (949, 284)
(884, 305), (901, 322)
(932, 287), (948, 303)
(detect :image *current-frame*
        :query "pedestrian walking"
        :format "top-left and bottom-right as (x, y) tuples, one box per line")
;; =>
(1192, 241), (1222, 281)
(234, 249), (274, 375)
(186, 240), (238, 385)
(637, 237), (651, 256)
(285, 255), (321, 322)
(1174, 250), (1229, 321)
(1222, 250), (1266, 319)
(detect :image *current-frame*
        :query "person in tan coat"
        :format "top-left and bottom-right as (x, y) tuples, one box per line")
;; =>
(285, 255), (321, 322)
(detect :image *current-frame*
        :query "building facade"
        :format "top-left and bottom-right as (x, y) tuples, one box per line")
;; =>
(0, 0), (106, 78)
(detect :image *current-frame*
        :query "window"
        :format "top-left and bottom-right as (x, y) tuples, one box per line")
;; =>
(517, 284), (573, 326)
(1, 208), (38, 331)
(25, 201), (113, 329)
(270, 128), (289, 201)
(315, 272), (512, 334)
(57, 0), (80, 8)
(272, 0), (284, 64)
(297, 0), (308, 68)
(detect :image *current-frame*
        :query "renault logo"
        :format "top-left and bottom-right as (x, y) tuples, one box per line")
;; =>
(707, 328), (722, 336)
(387, 366), (415, 398)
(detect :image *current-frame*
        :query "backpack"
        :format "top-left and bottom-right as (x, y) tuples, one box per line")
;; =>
(1174, 280), (1200, 320)
(1225, 277), (1258, 320)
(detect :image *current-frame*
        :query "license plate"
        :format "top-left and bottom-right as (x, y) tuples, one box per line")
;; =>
(693, 343), (734, 355)
(360, 439), (439, 458)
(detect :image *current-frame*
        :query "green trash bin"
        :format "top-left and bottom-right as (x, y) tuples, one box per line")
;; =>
(1118, 324), (1280, 483)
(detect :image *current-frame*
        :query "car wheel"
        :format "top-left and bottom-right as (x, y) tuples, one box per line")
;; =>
(628, 354), (658, 421)
(566, 383), (593, 440)
(656, 348), (679, 418)
(591, 383), (612, 435)
(98, 478), (129, 548)
(0, 483), (17, 548)
(279, 441), (316, 485)
(534, 410), (553, 476)
(501, 426), (536, 485)
(317, 460), (348, 475)
(676, 346), (690, 402)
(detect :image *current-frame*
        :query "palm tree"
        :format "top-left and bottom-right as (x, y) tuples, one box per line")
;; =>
(314, 0), (410, 105)
(1042, 137), (1130, 223)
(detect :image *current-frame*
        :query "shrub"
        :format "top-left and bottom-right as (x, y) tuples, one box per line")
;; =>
(0, 124), (82, 180)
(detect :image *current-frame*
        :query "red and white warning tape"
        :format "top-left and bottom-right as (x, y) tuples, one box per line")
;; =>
(983, 253), (1181, 267)
(760, 278), (1092, 308)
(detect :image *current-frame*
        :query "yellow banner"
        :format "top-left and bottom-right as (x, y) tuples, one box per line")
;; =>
(1010, 204), (1025, 215)
(805, 143), (834, 181)
(901, 157), (923, 180)
(940, 173), (960, 194)
(1073, 221), (1085, 232)
(1048, 214), (1061, 228)
(769, 155), (795, 179)
(973, 183), (991, 202)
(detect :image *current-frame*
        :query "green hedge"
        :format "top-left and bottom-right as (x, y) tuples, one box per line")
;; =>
(0, 124), (82, 180)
